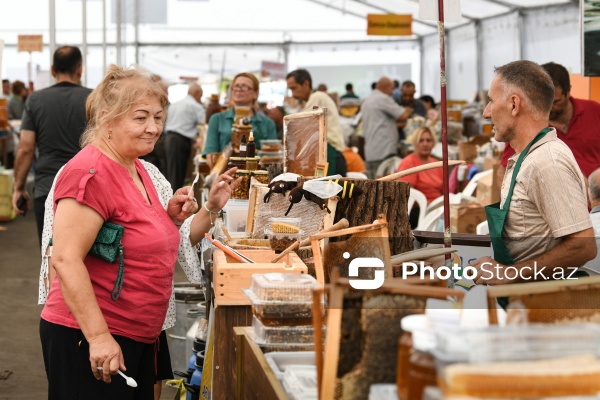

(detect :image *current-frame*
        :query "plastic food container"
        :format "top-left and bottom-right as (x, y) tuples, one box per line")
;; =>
(433, 324), (600, 398)
(223, 199), (249, 234)
(246, 273), (320, 302)
(243, 273), (321, 325)
(243, 289), (313, 324)
(282, 365), (318, 400)
(250, 315), (318, 345)
(264, 351), (315, 380)
(265, 229), (303, 252)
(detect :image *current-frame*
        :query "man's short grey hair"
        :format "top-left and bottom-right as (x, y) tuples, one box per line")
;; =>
(494, 60), (554, 121)
(589, 169), (600, 202)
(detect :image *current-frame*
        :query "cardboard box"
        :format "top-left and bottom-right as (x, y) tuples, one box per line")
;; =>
(476, 164), (501, 206)
(458, 141), (477, 164)
(450, 203), (487, 234)
(213, 249), (308, 305)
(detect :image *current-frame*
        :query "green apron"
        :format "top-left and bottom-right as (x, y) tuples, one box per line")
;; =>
(485, 127), (551, 265)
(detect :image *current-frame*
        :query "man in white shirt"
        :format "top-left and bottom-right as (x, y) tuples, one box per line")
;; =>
(286, 69), (347, 176)
(164, 83), (205, 190)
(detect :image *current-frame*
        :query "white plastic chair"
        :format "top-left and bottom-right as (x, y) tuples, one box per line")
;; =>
(416, 206), (445, 232)
(476, 220), (489, 235)
(346, 172), (369, 179)
(375, 156), (402, 179)
(408, 188), (428, 229)
(426, 193), (463, 214)
(462, 169), (493, 197)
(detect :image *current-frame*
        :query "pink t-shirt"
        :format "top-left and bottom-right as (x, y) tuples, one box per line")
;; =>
(41, 145), (180, 344)
(397, 154), (443, 203)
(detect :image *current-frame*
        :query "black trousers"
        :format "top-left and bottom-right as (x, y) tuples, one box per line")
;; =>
(34, 195), (47, 246)
(40, 319), (156, 400)
(164, 131), (193, 192)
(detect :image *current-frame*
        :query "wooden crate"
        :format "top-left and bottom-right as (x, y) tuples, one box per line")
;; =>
(213, 249), (308, 306)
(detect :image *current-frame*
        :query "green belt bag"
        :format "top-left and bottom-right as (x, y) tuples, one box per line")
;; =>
(50, 221), (125, 301)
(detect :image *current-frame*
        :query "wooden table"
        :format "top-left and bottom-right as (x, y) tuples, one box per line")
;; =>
(234, 327), (287, 400)
(212, 305), (253, 400)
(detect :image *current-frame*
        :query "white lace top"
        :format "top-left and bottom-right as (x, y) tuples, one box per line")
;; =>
(38, 160), (202, 331)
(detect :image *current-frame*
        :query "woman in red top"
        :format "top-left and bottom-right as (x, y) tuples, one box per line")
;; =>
(39, 65), (238, 400)
(397, 126), (443, 202)
(397, 127), (442, 228)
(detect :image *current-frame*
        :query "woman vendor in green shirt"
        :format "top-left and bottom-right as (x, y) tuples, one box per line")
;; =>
(202, 72), (277, 161)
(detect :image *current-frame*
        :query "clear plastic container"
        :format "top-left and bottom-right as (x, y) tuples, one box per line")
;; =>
(268, 217), (301, 234)
(434, 324), (600, 367)
(223, 199), (249, 234)
(243, 288), (313, 324)
(265, 229), (303, 252)
(251, 315), (318, 345)
(433, 324), (600, 398)
(281, 365), (318, 400)
(264, 351), (315, 380)
(246, 273), (319, 302)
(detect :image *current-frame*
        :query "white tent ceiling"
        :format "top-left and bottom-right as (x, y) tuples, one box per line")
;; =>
(0, 0), (583, 98)
(0, 0), (578, 45)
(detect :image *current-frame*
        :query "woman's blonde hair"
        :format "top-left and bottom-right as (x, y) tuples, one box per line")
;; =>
(80, 64), (169, 147)
(232, 72), (259, 106)
(411, 126), (437, 148)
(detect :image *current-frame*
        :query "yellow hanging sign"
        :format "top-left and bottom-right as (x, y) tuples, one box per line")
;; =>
(17, 35), (43, 53)
(367, 14), (412, 36)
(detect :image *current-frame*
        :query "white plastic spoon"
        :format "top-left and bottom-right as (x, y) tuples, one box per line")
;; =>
(118, 370), (138, 387)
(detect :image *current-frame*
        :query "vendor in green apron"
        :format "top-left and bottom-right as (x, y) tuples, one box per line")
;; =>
(470, 60), (595, 285)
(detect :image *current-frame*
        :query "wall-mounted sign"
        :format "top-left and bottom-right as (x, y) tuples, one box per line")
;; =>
(18, 35), (43, 53)
(367, 14), (412, 36)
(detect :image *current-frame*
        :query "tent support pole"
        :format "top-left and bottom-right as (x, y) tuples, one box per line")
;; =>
(438, 0), (453, 288)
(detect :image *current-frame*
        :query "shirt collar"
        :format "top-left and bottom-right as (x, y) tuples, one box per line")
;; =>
(507, 128), (557, 166)
(591, 205), (600, 214)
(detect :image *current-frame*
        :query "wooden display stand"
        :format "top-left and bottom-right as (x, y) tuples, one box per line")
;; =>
(283, 108), (328, 177)
(234, 327), (287, 400)
(211, 248), (308, 399)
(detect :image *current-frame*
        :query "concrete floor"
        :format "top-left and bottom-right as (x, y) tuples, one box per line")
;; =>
(0, 209), (182, 399)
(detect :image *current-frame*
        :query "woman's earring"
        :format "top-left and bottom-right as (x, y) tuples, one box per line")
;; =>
(108, 130), (112, 140)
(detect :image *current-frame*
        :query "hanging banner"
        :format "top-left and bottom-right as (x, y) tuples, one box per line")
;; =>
(367, 14), (412, 36)
(418, 0), (462, 23)
(18, 35), (43, 53)
(261, 61), (286, 80)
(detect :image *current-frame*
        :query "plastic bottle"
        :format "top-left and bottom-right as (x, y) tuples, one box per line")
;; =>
(239, 134), (247, 157)
(246, 131), (256, 158)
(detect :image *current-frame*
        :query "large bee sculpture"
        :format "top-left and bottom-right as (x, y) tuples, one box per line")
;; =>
(285, 176), (363, 215)
(263, 172), (300, 203)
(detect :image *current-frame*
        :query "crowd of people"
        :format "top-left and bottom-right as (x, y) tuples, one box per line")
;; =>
(4, 43), (600, 399)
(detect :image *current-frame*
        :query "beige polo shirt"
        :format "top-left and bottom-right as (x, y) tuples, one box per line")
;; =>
(304, 91), (345, 152)
(501, 129), (592, 263)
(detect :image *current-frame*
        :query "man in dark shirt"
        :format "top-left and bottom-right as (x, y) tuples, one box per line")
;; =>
(397, 80), (427, 140)
(398, 80), (427, 117)
(12, 46), (91, 243)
